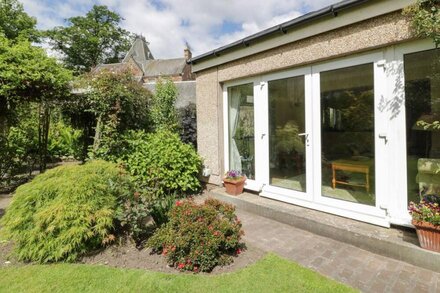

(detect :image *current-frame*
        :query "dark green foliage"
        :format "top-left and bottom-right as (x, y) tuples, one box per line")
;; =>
(121, 129), (202, 197)
(0, 161), (134, 263)
(149, 194), (176, 227)
(48, 120), (83, 159)
(147, 198), (245, 272)
(45, 5), (133, 73)
(0, 0), (38, 41)
(178, 103), (197, 148)
(116, 194), (151, 245)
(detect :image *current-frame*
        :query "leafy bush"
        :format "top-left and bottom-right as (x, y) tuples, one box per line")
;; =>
(116, 193), (176, 246)
(147, 198), (245, 272)
(178, 103), (197, 148)
(0, 160), (134, 263)
(122, 129), (202, 197)
(116, 193), (152, 245)
(48, 120), (82, 159)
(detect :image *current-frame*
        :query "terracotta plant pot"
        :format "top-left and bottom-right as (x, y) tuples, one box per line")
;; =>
(223, 177), (246, 196)
(412, 220), (440, 253)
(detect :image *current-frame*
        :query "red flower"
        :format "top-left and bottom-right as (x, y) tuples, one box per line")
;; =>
(236, 248), (242, 255)
(162, 248), (168, 256)
(193, 266), (199, 272)
(176, 201), (182, 206)
(177, 263), (185, 269)
(213, 231), (220, 236)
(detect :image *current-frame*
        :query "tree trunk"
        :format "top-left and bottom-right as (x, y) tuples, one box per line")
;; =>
(0, 96), (8, 136)
(38, 101), (50, 172)
(92, 114), (103, 155)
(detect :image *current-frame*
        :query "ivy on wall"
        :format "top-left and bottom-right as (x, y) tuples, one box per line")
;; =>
(403, 0), (440, 47)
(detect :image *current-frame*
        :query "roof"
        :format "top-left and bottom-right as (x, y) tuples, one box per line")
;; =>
(188, 0), (413, 70)
(93, 36), (189, 78)
(141, 58), (187, 77)
(122, 36), (154, 63)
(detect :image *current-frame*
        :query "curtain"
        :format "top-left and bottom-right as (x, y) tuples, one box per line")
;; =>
(229, 88), (242, 172)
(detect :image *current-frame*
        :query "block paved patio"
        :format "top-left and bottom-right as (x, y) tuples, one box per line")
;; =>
(237, 209), (439, 293)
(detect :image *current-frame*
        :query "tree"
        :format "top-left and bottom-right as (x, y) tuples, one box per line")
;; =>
(150, 78), (179, 132)
(78, 69), (150, 158)
(0, 0), (38, 41)
(45, 5), (133, 73)
(0, 35), (72, 170)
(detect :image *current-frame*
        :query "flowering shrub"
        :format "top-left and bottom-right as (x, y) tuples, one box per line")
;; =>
(409, 195), (440, 225)
(224, 170), (245, 181)
(147, 198), (245, 272)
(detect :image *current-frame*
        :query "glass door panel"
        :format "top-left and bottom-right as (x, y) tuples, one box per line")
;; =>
(320, 63), (376, 206)
(404, 48), (440, 205)
(228, 83), (255, 179)
(268, 76), (307, 192)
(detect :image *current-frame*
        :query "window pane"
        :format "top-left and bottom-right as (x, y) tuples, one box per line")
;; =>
(268, 76), (306, 192)
(321, 63), (375, 206)
(228, 83), (255, 179)
(405, 49), (440, 204)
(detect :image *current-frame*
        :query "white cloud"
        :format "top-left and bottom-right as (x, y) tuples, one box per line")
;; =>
(21, 0), (341, 59)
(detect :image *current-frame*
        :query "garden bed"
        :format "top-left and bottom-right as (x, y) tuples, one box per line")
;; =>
(0, 240), (265, 274)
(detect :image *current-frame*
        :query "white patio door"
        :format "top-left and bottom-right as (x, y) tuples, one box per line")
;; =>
(259, 67), (315, 202)
(310, 52), (389, 226)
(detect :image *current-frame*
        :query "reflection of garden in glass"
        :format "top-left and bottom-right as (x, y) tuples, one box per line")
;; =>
(405, 49), (440, 205)
(228, 83), (255, 179)
(268, 76), (306, 192)
(320, 63), (375, 206)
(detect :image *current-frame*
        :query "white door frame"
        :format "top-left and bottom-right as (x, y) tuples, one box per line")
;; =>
(310, 51), (389, 226)
(259, 67), (314, 201)
(223, 78), (263, 191)
(387, 39), (437, 226)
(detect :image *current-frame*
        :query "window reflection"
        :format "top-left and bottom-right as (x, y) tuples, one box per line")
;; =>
(405, 49), (440, 204)
(321, 63), (376, 206)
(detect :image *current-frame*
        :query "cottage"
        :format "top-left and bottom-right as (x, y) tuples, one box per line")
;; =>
(189, 0), (439, 227)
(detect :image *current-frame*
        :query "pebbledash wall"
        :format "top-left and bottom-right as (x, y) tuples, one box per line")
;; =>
(194, 2), (416, 186)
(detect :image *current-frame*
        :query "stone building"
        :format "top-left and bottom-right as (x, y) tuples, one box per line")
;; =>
(94, 36), (195, 109)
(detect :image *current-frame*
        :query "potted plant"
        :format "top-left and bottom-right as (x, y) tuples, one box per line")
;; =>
(223, 170), (246, 195)
(409, 194), (440, 252)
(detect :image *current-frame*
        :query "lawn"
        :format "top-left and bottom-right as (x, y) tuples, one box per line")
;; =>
(0, 253), (356, 293)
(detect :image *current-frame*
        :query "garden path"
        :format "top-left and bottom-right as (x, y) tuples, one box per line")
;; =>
(237, 209), (439, 293)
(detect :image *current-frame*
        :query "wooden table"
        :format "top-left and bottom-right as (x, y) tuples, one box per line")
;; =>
(331, 159), (372, 192)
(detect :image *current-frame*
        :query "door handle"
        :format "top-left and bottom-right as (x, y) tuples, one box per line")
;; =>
(378, 133), (388, 144)
(298, 133), (310, 146)
(261, 133), (266, 139)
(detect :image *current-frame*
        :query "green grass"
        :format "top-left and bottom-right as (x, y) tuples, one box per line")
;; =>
(0, 253), (356, 293)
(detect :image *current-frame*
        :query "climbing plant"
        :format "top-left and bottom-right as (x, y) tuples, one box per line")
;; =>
(403, 0), (440, 47)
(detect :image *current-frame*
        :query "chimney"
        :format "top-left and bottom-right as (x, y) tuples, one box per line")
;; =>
(184, 47), (192, 60)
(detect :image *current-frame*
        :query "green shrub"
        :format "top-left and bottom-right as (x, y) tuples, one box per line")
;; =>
(147, 198), (245, 273)
(116, 194), (152, 245)
(48, 121), (82, 159)
(123, 129), (202, 197)
(0, 160), (133, 263)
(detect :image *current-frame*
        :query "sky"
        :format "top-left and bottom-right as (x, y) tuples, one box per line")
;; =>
(21, 0), (341, 59)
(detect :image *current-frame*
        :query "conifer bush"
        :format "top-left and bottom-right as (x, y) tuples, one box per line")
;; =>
(0, 160), (133, 263)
